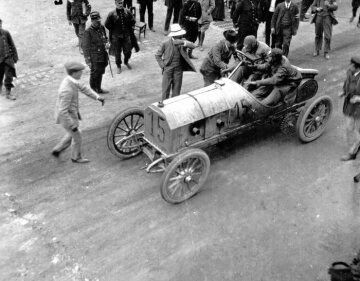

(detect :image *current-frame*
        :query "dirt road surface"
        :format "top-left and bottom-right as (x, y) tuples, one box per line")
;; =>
(1, 0), (360, 280)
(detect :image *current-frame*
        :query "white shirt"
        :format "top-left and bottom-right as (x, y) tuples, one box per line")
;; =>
(355, 71), (360, 77)
(285, 2), (291, 9)
(269, 0), (277, 12)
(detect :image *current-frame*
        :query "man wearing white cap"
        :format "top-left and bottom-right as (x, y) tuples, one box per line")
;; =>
(52, 62), (105, 163)
(155, 24), (196, 101)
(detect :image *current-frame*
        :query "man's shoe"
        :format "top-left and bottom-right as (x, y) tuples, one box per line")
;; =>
(71, 158), (90, 164)
(117, 67), (122, 74)
(357, 22), (360, 28)
(98, 88), (109, 94)
(150, 28), (155, 32)
(52, 150), (60, 157)
(324, 53), (330, 60)
(350, 16), (355, 23)
(341, 153), (356, 161)
(199, 46), (204, 51)
(189, 54), (198, 59)
(313, 50), (319, 57)
(163, 30), (168, 36)
(300, 17), (309, 22)
(125, 63), (132, 70)
(5, 89), (16, 100)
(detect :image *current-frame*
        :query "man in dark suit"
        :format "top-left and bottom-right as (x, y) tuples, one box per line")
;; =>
(155, 24), (196, 101)
(83, 11), (109, 94)
(271, 0), (299, 57)
(340, 57), (360, 161)
(0, 19), (18, 100)
(67, 0), (91, 53)
(105, 0), (136, 74)
(261, 0), (284, 47)
(139, 0), (156, 32)
(164, 0), (183, 35)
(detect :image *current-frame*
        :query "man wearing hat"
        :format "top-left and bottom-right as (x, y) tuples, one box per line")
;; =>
(339, 57), (360, 161)
(52, 62), (105, 163)
(155, 23), (196, 100)
(246, 48), (302, 105)
(83, 11), (109, 94)
(66, 0), (91, 54)
(0, 19), (18, 100)
(200, 29), (238, 86)
(229, 35), (270, 86)
(105, 0), (136, 74)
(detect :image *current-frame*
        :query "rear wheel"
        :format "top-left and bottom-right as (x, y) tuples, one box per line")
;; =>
(107, 107), (144, 158)
(296, 95), (333, 143)
(160, 148), (210, 204)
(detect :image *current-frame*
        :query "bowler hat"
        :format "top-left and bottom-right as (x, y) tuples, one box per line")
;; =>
(64, 61), (85, 73)
(90, 11), (101, 20)
(223, 30), (237, 44)
(351, 56), (360, 67)
(168, 24), (186, 37)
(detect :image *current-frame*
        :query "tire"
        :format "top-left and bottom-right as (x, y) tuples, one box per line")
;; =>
(107, 107), (144, 159)
(296, 95), (333, 143)
(160, 148), (210, 204)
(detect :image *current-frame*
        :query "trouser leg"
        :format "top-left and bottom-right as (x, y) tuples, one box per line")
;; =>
(73, 23), (80, 38)
(164, 6), (173, 31)
(123, 36), (132, 64)
(0, 62), (5, 90)
(282, 27), (292, 57)
(148, 1), (154, 29)
(113, 38), (123, 67)
(173, 5), (181, 23)
(300, 0), (312, 18)
(53, 131), (72, 154)
(4, 63), (14, 90)
(323, 16), (332, 53)
(172, 68), (183, 97)
(265, 13), (273, 46)
(140, 3), (146, 22)
(67, 127), (82, 160)
(90, 66), (97, 91)
(261, 87), (282, 105)
(315, 16), (324, 51)
(274, 29), (284, 50)
(346, 117), (360, 155)
(78, 23), (86, 49)
(162, 68), (173, 100)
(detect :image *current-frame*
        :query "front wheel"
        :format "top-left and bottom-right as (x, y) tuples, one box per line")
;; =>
(296, 95), (333, 143)
(160, 148), (211, 204)
(107, 107), (144, 159)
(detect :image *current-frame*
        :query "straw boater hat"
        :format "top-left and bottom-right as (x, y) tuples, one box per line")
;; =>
(168, 24), (186, 37)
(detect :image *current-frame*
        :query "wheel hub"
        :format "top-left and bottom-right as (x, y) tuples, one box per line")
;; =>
(184, 175), (192, 183)
(315, 116), (321, 123)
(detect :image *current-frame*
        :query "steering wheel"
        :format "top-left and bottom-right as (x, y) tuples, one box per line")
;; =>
(235, 50), (264, 65)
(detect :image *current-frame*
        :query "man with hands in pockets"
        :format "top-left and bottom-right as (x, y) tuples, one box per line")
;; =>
(52, 62), (105, 164)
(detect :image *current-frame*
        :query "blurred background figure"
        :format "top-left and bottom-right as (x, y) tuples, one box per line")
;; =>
(350, 0), (360, 27)
(261, 0), (284, 48)
(164, 0), (183, 35)
(0, 18), (18, 100)
(139, 0), (156, 32)
(212, 0), (225, 21)
(299, 0), (312, 21)
(67, 0), (91, 54)
(198, 0), (215, 51)
(124, 0), (133, 8)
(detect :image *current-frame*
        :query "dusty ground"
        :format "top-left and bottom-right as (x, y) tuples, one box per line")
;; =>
(1, 0), (360, 280)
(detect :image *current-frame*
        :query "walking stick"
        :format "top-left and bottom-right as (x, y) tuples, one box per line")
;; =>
(106, 50), (114, 78)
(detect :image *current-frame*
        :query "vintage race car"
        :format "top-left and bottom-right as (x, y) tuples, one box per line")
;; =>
(107, 53), (333, 204)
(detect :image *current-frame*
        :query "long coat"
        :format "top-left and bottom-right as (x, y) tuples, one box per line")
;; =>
(343, 70), (360, 118)
(55, 77), (99, 129)
(155, 39), (196, 72)
(310, 0), (338, 25)
(66, 0), (90, 24)
(82, 25), (109, 64)
(198, 0), (215, 24)
(0, 29), (18, 77)
(271, 2), (300, 35)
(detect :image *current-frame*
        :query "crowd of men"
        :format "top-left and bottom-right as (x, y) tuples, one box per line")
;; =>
(0, 0), (359, 163)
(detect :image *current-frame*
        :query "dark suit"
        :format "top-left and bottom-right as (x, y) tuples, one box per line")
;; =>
(139, 0), (155, 29)
(164, 0), (183, 32)
(155, 39), (196, 99)
(271, 2), (299, 57)
(0, 29), (18, 91)
(342, 70), (360, 155)
(66, 0), (90, 48)
(310, 0), (338, 53)
(261, 0), (284, 47)
(83, 25), (109, 92)
(180, 0), (202, 42)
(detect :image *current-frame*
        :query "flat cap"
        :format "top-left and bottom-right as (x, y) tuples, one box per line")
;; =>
(351, 56), (360, 67)
(90, 11), (101, 20)
(64, 61), (85, 72)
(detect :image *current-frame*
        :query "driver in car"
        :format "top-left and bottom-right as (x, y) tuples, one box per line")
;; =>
(228, 35), (271, 87)
(246, 48), (302, 106)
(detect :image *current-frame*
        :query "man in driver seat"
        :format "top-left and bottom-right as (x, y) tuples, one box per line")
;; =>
(229, 35), (271, 86)
(246, 48), (302, 106)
